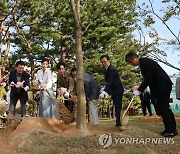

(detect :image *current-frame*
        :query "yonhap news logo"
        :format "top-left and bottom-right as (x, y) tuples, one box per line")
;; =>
(99, 133), (113, 148)
(99, 134), (175, 148)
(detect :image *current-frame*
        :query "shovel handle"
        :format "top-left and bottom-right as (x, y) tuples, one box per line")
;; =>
(45, 89), (56, 101)
(45, 89), (68, 101)
(122, 95), (135, 119)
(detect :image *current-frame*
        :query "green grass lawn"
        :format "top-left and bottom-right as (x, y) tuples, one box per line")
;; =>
(17, 116), (180, 154)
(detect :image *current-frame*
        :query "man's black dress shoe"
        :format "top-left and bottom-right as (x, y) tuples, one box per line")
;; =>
(173, 130), (178, 136)
(161, 132), (174, 137)
(161, 130), (178, 137)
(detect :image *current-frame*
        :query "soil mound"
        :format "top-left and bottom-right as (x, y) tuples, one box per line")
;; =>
(137, 115), (180, 123)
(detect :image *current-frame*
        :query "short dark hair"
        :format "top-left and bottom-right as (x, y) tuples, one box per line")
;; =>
(71, 67), (76, 74)
(100, 55), (110, 61)
(125, 52), (139, 62)
(16, 61), (25, 67)
(56, 61), (66, 69)
(42, 58), (49, 64)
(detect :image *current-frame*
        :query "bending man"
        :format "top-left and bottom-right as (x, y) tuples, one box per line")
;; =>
(125, 52), (178, 137)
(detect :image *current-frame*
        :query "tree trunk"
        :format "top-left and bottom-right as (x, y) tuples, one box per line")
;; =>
(70, 0), (88, 134)
(0, 23), (3, 78)
(75, 24), (88, 134)
(29, 54), (35, 86)
(0, 22), (3, 61)
(0, 24), (10, 78)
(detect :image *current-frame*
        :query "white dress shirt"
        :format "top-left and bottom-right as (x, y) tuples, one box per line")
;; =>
(36, 68), (53, 89)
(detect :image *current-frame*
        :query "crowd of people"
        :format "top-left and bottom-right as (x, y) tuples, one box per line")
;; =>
(0, 52), (178, 137)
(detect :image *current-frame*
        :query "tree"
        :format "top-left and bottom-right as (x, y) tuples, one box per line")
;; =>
(135, 0), (180, 72)
(81, 0), (139, 90)
(9, 0), (73, 81)
(1, 0), (142, 125)
(70, 0), (88, 134)
(0, 0), (19, 77)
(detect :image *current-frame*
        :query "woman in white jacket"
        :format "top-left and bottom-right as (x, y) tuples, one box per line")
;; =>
(36, 58), (56, 118)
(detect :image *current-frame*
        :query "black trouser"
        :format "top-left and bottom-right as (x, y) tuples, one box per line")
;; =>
(112, 94), (123, 126)
(141, 101), (152, 116)
(152, 96), (176, 133)
(9, 95), (27, 117)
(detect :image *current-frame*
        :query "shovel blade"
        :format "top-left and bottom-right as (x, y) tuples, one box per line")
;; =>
(121, 115), (129, 126)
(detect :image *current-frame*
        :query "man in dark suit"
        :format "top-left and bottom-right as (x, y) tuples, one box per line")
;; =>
(100, 55), (124, 130)
(9, 61), (30, 117)
(125, 52), (178, 137)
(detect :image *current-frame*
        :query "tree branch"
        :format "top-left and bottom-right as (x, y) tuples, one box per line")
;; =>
(13, 15), (32, 52)
(0, 0), (20, 24)
(70, 0), (80, 27)
(148, 52), (180, 72)
(82, 0), (89, 9)
(148, 0), (180, 44)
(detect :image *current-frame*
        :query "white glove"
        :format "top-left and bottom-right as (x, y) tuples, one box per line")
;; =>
(99, 91), (109, 98)
(133, 90), (140, 96)
(10, 82), (15, 87)
(24, 86), (29, 91)
(64, 92), (70, 98)
(100, 86), (105, 93)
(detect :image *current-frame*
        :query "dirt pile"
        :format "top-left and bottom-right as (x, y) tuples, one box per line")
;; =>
(0, 117), (127, 153)
(137, 115), (180, 123)
(0, 116), (179, 154)
(5, 117), (127, 137)
(0, 118), (75, 153)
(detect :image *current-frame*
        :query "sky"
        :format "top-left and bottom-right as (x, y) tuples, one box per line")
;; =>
(136, 0), (180, 75)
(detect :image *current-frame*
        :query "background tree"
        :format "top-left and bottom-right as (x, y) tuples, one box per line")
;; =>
(0, 0), (19, 78)
(2, 0), (140, 84)
(0, 0), (154, 121)
(135, 0), (180, 72)
(70, 0), (88, 133)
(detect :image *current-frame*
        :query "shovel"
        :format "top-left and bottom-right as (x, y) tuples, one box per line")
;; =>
(121, 95), (135, 126)
(45, 89), (75, 124)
